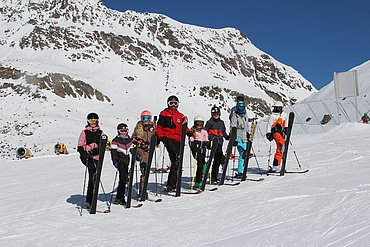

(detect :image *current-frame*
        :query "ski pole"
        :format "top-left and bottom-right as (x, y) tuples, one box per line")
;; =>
(135, 160), (139, 199)
(251, 146), (263, 176)
(99, 180), (111, 212)
(231, 146), (237, 181)
(289, 140), (302, 169)
(160, 144), (165, 195)
(266, 143), (272, 176)
(79, 164), (88, 216)
(154, 145), (158, 196)
(108, 169), (118, 208)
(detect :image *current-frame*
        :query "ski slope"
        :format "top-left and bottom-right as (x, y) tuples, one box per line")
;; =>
(0, 122), (370, 246)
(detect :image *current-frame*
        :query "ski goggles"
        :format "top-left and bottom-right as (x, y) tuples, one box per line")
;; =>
(168, 101), (179, 107)
(236, 101), (245, 109)
(118, 128), (128, 133)
(88, 119), (98, 124)
(212, 113), (220, 116)
(194, 120), (204, 126)
(141, 116), (152, 121)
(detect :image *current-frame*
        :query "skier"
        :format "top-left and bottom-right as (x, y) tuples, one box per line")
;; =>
(156, 95), (188, 192)
(132, 110), (156, 199)
(77, 113), (103, 209)
(361, 113), (369, 124)
(205, 105), (229, 183)
(110, 123), (133, 205)
(266, 101), (288, 172)
(229, 96), (249, 179)
(187, 116), (209, 189)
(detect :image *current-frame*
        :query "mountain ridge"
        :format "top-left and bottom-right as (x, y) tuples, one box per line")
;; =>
(0, 0), (316, 158)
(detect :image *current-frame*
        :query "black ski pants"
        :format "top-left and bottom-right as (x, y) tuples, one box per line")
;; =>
(211, 149), (224, 182)
(116, 155), (130, 200)
(163, 138), (180, 189)
(80, 156), (97, 204)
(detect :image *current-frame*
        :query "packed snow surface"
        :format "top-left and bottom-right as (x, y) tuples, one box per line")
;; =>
(0, 122), (369, 246)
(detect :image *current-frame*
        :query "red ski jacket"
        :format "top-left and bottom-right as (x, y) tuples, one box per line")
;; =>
(156, 108), (188, 142)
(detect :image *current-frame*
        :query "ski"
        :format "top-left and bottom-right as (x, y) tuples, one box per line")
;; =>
(200, 138), (219, 191)
(285, 169), (309, 174)
(224, 182), (241, 186)
(89, 134), (108, 214)
(167, 189), (202, 195)
(219, 127), (237, 185)
(140, 135), (158, 201)
(126, 142), (138, 209)
(175, 121), (188, 197)
(280, 112), (295, 176)
(155, 167), (169, 173)
(241, 119), (257, 181)
(146, 198), (162, 203)
(247, 177), (265, 181)
(269, 169), (309, 174)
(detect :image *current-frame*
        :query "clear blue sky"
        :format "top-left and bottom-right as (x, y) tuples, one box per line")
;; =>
(101, 0), (369, 89)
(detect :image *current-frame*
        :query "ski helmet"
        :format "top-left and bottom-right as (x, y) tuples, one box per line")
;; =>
(141, 110), (152, 121)
(211, 106), (221, 116)
(194, 115), (205, 126)
(167, 95), (179, 107)
(273, 101), (284, 108)
(87, 112), (99, 125)
(117, 123), (128, 134)
(236, 95), (245, 102)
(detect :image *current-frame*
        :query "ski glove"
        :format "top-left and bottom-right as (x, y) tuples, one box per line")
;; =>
(88, 148), (99, 157)
(266, 133), (273, 142)
(114, 162), (119, 168)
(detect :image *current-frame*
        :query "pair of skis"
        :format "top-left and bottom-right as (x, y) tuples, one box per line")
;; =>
(171, 121), (220, 195)
(88, 133), (160, 214)
(268, 112), (309, 175)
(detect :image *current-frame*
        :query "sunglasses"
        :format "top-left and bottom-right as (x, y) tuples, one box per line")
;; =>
(141, 116), (152, 121)
(168, 101), (179, 107)
(88, 119), (98, 124)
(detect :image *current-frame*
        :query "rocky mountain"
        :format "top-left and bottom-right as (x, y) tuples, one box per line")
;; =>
(0, 0), (316, 158)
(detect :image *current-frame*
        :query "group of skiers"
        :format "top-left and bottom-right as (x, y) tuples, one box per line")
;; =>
(77, 95), (288, 208)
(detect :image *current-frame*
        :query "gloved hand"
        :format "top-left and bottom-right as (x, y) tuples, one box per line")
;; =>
(232, 137), (238, 146)
(186, 131), (193, 137)
(113, 162), (119, 168)
(266, 133), (273, 142)
(205, 141), (211, 150)
(283, 127), (288, 134)
(225, 134), (230, 141)
(88, 148), (99, 157)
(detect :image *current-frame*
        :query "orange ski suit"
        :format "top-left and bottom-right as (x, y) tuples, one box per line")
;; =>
(270, 117), (286, 166)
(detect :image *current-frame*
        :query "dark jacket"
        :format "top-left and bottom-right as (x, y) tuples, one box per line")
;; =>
(77, 126), (103, 161)
(205, 117), (228, 147)
(110, 135), (132, 165)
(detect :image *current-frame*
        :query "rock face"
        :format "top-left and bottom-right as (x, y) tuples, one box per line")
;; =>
(0, 0), (316, 158)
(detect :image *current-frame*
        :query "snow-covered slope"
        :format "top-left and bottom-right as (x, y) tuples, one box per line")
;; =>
(0, 122), (369, 246)
(288, 60), (370, 134)
(0, 0), (316, 159)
